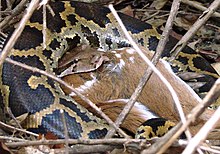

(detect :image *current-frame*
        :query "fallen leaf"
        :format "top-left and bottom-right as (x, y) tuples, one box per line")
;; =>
(150, 0), (168, 10)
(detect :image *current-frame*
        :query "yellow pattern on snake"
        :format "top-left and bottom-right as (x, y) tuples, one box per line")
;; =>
(0, 1), (219, 139)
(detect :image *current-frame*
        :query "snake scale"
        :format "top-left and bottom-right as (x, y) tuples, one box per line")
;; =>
(0, 1), (219, 139)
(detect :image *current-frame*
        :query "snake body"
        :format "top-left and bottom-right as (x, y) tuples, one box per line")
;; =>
(0, 1), (219, 139)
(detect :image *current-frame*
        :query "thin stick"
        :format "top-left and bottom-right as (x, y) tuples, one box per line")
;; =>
(0, 0), (40, 66)
(167, 140), (220, 154)
(200, 146), (220, 154)
(4, 137), (190, 153)
(42, 3), (47, 49)
(0, 0), (2, 22)
(60, 109), (69, 154)
(153, 0), (180, 63)
(0, 121), (38, 137)
(154, 0), (192, 139)
(5, 138), (144, 147)
(39, 0), (49, 49)
(6, 107), (23, 129)
(62, 145), (120, 154)
(181, 0), (220, 18)
(170, 0), (220, 60)
(4, 58), (128, 138)
(0, 136), (27, 142)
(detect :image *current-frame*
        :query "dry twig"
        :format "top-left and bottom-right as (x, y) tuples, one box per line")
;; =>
(42, 3), (47, 49)
(0, 121), (38, 137)
(0, 0), (40, 66)
(181, 0), (220, 18)
(60, 110), (69, 154)
(0, 136), (27, 142)
(5, 138), (145, 147)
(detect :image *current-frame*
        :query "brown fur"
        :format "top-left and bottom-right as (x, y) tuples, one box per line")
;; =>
(60, 46), (219, 138)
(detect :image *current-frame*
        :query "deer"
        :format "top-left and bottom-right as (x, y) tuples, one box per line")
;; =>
(58, 45), (220, 139)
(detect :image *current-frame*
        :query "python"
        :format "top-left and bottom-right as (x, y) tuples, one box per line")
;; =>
(0, 1), (219, 139)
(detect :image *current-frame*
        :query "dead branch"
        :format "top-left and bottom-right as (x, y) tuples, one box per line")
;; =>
(0, 121), (38, 137)
(181, 0), (220, 18)
(60, 109), (70, 154)
(5, 138), (145, 147)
